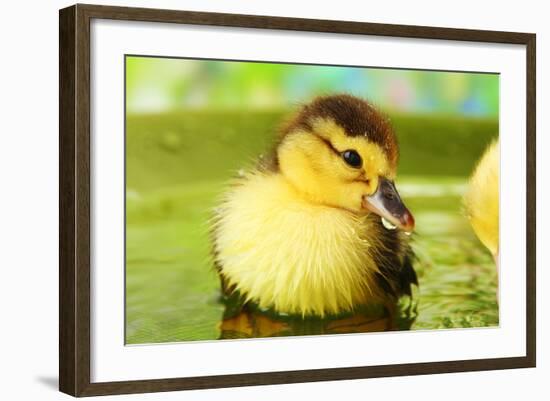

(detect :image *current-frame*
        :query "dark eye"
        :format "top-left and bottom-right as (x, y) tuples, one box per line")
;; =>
(342, 150), (362, 168)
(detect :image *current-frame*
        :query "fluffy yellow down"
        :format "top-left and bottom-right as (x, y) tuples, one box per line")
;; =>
(212, 173), (387, 317)
(464, 140), (499, 256)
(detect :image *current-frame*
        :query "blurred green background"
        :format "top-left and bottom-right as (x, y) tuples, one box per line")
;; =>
(125, 56), (499, 344)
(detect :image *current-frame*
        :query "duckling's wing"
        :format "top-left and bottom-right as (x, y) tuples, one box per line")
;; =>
(396, 250), (418, 297)
(371, 224), (418, 299)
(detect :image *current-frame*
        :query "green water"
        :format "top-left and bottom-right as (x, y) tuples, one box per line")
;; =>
(125, 111), (499, 344)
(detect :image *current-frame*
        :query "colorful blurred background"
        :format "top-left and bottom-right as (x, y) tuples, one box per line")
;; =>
(126, 57), (499, 117)
(125, 56), (499, 344)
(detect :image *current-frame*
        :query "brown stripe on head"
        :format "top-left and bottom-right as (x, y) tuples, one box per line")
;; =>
(280, 94), (399, 169)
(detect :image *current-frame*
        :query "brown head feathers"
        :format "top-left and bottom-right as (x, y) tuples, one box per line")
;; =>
(280, 94), (399, 168)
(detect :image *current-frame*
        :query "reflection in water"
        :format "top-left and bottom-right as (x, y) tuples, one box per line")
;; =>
(218, 296), (417, 340)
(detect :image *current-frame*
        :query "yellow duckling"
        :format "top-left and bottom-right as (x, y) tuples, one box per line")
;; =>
(464, 140), (499, 264)
(211, 94), (416, 317)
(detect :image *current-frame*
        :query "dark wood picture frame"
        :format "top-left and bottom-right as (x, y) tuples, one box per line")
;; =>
(59, 3), (536, 397)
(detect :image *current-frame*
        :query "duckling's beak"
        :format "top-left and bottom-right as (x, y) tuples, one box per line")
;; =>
(362, 178), (415, 233)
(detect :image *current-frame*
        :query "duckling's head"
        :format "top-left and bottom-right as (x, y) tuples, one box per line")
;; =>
(276, 94), (414, 232)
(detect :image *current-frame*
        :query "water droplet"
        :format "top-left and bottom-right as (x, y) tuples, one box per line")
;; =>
(278, 312), (289, 317)
(381, 217), (397, 230)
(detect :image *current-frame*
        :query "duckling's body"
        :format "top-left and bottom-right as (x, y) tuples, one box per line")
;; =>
(213, 172), (413, 316)
(211, 95), (417, 317)
(464, 140), (499, 259)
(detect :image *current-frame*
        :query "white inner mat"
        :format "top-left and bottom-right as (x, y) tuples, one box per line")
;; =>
(90, 18), (526, 382)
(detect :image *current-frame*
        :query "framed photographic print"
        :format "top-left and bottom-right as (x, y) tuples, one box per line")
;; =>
(59, 3), (536, 397)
